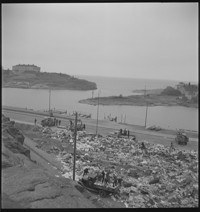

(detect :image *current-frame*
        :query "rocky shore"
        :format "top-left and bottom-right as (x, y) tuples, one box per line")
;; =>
(79, 94), (198, 108)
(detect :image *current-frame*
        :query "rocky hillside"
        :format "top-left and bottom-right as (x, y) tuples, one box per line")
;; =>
(1, 114), (96, 208)
(2, 69), (97, 90)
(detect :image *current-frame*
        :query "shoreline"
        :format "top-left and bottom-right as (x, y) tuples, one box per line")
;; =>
(79, 95), (198, 109)
(2, 86), (97, 91)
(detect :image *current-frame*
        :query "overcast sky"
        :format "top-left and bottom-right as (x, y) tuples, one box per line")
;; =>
(2, 3), (198, 82)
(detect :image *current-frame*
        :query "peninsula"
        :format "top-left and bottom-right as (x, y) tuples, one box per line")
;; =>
(2, 68), (97, 90)
(79, 84), (198, 108)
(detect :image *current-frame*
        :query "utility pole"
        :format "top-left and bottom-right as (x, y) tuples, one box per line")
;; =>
(73, 112), (78, 181)
(49, 89), (51, 115)
(145, 101), (148, 127)
(96, 90), (100, 135)
(144, 85), (146, 97)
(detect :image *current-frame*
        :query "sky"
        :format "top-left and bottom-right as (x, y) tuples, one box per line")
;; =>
(2, 3), (198, 82)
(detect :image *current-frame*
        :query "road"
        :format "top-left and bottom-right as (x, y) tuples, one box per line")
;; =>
(2, 106), (198, 151)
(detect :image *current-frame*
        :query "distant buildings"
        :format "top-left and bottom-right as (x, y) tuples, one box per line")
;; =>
(12, 64), (40, 73)
(176, 82), (198, 100)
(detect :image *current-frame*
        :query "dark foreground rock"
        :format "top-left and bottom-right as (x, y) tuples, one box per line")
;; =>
(1, 114), (96, 208)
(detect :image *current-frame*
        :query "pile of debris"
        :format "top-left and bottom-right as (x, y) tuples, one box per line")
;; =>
(32, 125), (198, 208)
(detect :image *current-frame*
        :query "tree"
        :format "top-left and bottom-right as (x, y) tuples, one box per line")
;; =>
(161, 86), (182, 96)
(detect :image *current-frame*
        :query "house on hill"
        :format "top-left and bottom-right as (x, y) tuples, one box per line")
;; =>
(12, 64), (40, 73)
(176, 82), (198, 100)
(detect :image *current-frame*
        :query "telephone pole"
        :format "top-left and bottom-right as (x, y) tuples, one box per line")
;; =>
(96, 90), (100, 135)
(49, 89), (51, 115)
(73, 112), (78, 181)
(145, 101), (148, 127)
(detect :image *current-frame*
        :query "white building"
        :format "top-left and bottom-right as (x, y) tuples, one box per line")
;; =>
(12, 64), (40, 73)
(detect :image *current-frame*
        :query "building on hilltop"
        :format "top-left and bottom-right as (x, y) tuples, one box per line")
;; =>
(176, 82), (198, 100)
(12, 64), (40, 73)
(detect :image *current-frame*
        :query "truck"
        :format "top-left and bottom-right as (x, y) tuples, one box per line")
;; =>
(41, 117), (55, 127)
(175, 129), (189, 145)
(69, 119), (85, 131)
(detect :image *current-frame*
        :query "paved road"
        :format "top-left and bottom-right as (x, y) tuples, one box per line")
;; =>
(2, 107), (198, 151)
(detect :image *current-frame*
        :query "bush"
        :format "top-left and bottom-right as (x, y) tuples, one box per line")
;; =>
(161, 86), (182, 96)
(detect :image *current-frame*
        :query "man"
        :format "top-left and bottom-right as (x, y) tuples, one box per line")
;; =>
(34, 118), (37, 125)
(117, 178), (123, 186)
(104, 170), (111, 185)
(169, 141), (175, 152)
(101, 170), (105, 183)
(59, 120), (61, 126)
(141, 142), (148, 155)
(113, 174), (118, 187)
(83, 168), (89, 176)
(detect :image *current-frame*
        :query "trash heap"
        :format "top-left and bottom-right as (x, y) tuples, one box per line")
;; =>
(38, 127), (198, 208)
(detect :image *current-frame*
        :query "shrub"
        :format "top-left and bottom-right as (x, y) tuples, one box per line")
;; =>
(161, 86), (182, 96)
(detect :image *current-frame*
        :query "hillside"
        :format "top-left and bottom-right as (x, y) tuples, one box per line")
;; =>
(1, 114), (96, 208)
(2, 70), (97, 90)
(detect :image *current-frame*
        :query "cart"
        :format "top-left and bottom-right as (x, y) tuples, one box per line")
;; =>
(78, 178), (120, 198)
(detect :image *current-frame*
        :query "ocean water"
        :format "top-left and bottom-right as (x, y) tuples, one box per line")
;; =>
(2, 75), (198, 131)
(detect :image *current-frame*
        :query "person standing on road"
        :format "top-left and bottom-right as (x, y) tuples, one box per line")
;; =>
(59, 120), (61, 126)
(34, 118), (37, 125)
(128, 130), (130, 138)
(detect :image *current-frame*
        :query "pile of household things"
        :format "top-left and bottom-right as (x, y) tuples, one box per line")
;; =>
(37, 126), (198, 208)
(146, 125), (162, 131)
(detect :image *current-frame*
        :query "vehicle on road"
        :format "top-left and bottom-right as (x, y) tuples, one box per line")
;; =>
(175, 129), (189, 145)
(41, 117), (55, 127)
(69, 119), (85, 131)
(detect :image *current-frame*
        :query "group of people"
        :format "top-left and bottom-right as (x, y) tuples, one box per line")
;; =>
(34, 117), (61, 126)
(54, 118), (61, 126)
(83, 168), (122, 188)
(119, 128), (130, 137)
